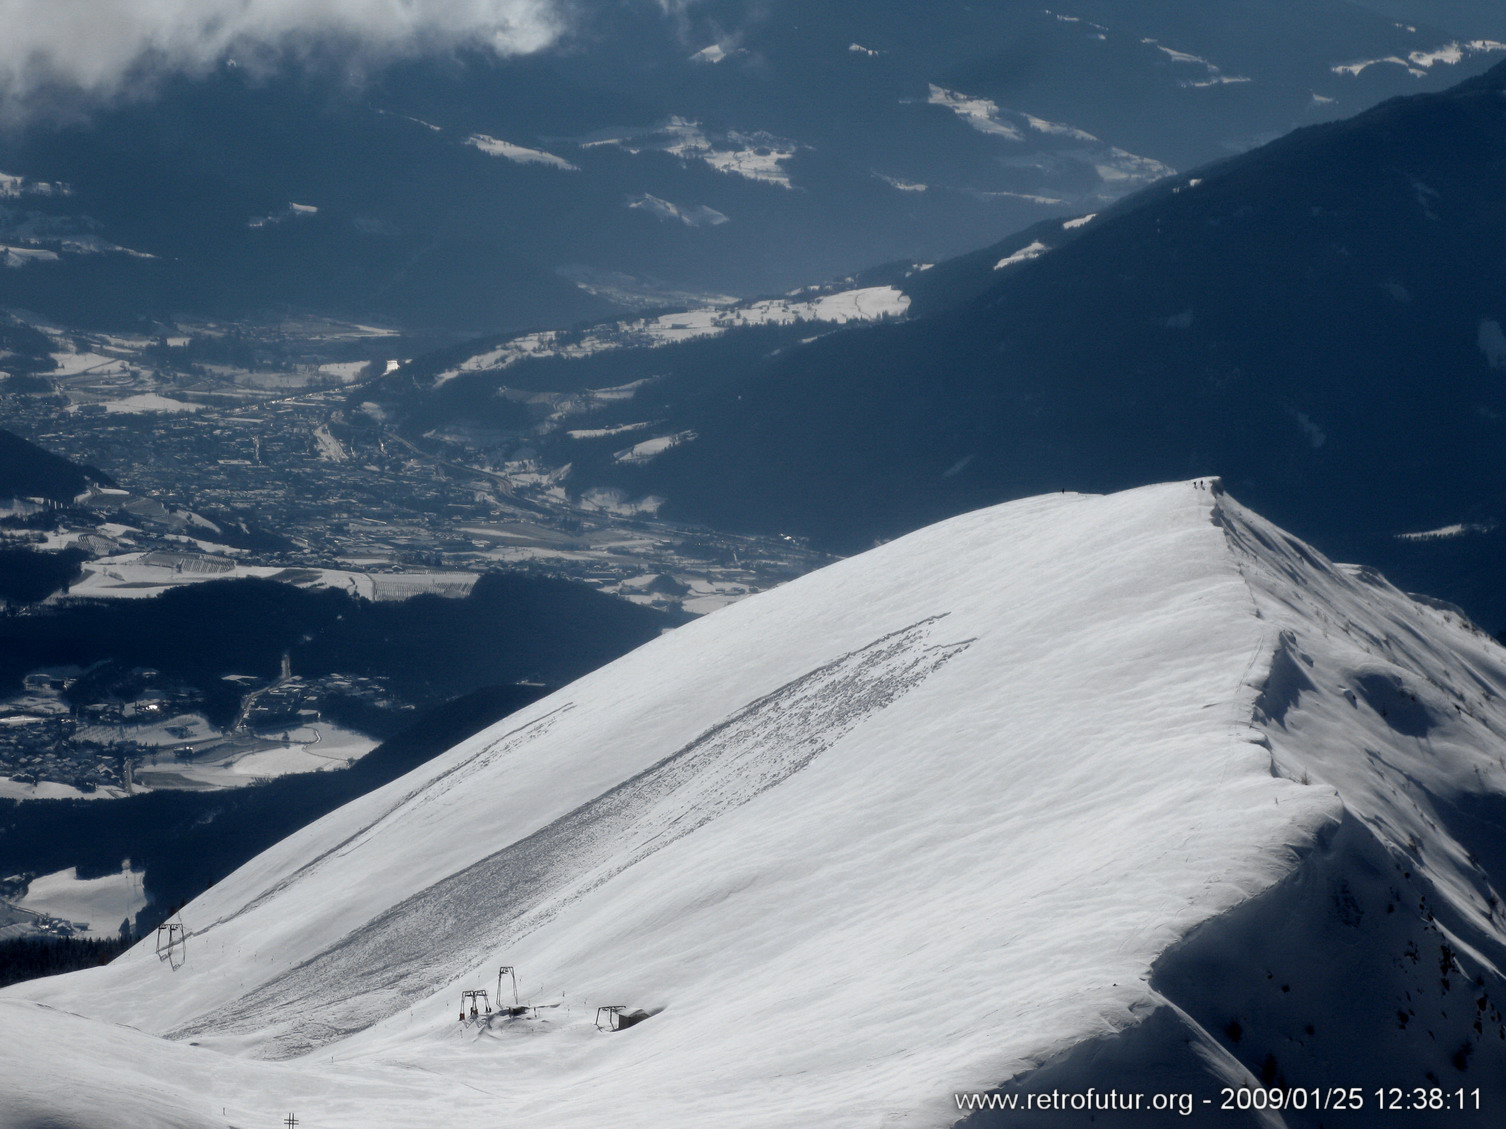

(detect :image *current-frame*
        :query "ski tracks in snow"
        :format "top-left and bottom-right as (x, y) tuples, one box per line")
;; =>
(189, 703), (579, 940)
(172, 618), (972, 1057)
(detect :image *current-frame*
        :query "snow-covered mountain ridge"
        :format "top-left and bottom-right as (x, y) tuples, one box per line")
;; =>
(4, 480), (1506, 1126)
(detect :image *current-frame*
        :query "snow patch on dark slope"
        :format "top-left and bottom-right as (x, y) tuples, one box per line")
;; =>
(4, 482), (1506, 1128)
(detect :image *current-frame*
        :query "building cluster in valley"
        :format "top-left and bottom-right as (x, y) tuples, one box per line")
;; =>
(0, 314), (829, 798)
(2, 315), (825, 614)
(0, 665), (400, 798)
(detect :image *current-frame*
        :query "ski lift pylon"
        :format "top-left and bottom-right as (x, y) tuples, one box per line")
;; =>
(595, 1005), (627, 1032)
(497, 964), (519, 1009)
(459, 988), (491, 1022)
(154, 921), (186, 967)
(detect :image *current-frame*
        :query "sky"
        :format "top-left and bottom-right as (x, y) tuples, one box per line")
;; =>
(0, 0), (567, 122)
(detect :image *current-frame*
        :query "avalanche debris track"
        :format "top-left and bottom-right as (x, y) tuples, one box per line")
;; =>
(172, 618), (972, 1057)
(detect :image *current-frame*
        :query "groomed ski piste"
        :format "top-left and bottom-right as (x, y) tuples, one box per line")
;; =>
(4, 480), (1506, 1127)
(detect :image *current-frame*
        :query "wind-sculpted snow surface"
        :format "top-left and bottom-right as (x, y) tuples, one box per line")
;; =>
(173, 618), (971, 1057)
(189, 703), (578, 940)
(966, 487), (1506, 1123)
(7, 481), (1506, 1129)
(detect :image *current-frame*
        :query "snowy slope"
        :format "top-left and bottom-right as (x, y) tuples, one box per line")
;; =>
(428, 284), (910, 388)
(4, 481), (1506, 1127)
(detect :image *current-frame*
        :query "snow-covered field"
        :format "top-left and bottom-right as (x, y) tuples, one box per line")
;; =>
(98, 392), (205, 414)
(1333, 39), (1506, 77)
(5, 481), (1506, 1127)
(465, 133), (579, 171)
(0, 778), (128, 802)
(1396, 521), (1497, 542)
(45, 348), (134, 377)
(586, 117), (801, 188)
(994, 240), (1049, 270)
(432, 285), (910, 387)
(611, 429), (696, 465)
(0, 171), (69, 198)
(928, 85), (1026, 140)
(15, 863), (145, 935)
(316, 361), (372, 382)
(1142, 38), (1251, 88)
(0, 244), (59, 267)
(626, 193), (729, 227)
(926, 84), (1175, 195)
(65, 552), (477, 602)
(131, 723), (379, 791)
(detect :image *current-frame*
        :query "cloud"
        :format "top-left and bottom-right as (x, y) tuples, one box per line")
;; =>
(0, 0), (565, 122)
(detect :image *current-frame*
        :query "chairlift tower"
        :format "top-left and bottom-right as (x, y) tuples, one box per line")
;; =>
(154, 921), (186, 965)
(459, 989), (491, 1022)
(595, 1005), (627, 1032)
(497, 965), (519, 1009)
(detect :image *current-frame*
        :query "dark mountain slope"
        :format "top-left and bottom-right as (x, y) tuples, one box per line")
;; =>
(1, 0), (1499, 333)
(0, 428), (112, 502)
(619, 61), (1506, 624)
(0, 572), (673, 724)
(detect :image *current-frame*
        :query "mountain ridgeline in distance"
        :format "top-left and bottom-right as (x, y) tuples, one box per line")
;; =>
(0, 0), (1503, 332)
(566, 58), (1506, 630)
(3, 482), (1506, 1127)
